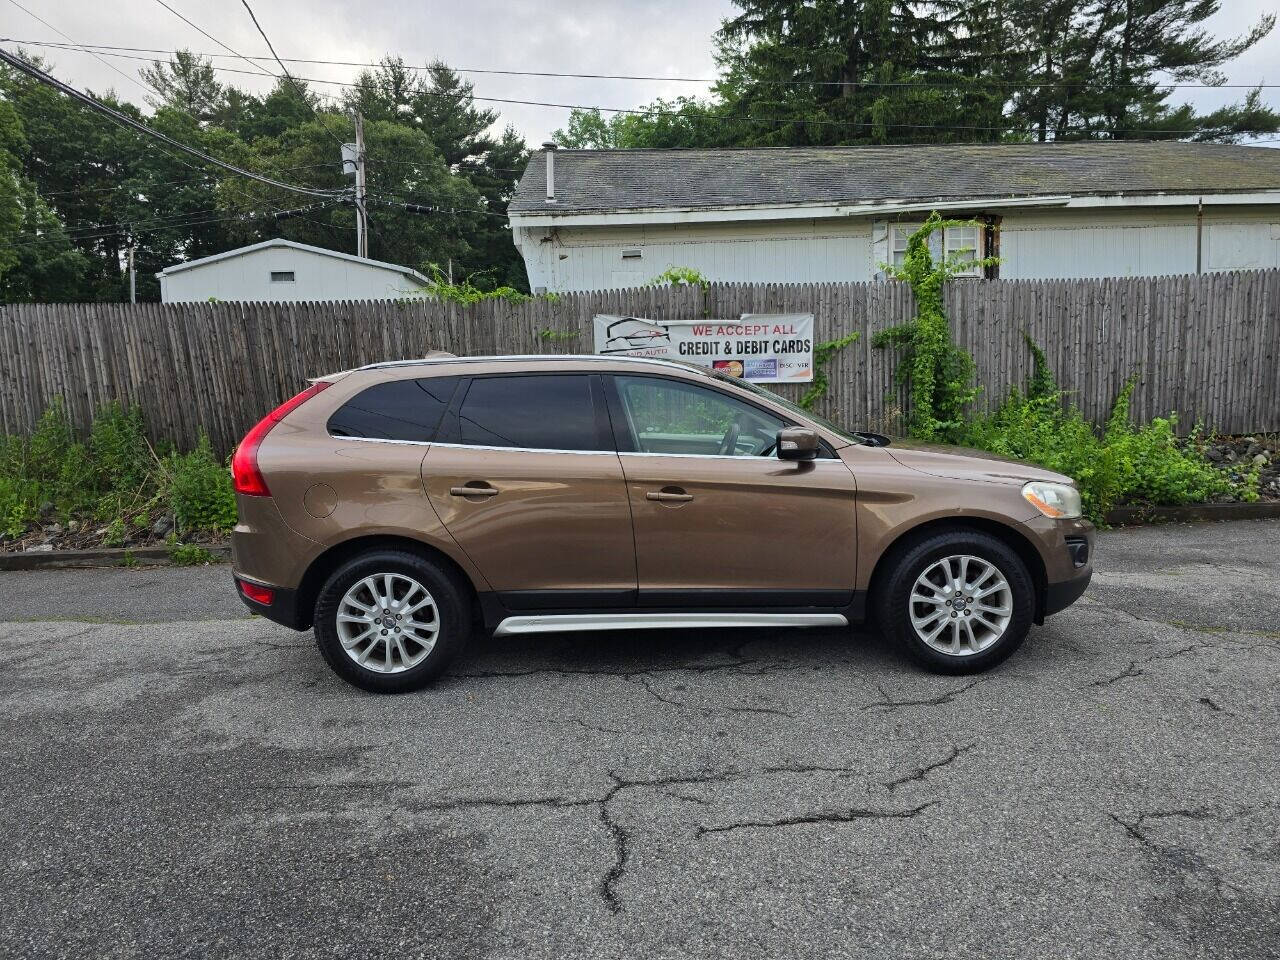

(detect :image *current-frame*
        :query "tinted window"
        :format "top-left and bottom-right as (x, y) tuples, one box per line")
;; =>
(328, 376), (457, 442)
(457, 375), (602, 451)
(614, 375), (788, 457)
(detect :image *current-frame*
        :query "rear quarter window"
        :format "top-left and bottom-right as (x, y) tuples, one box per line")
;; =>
(327, 376), (458, 442)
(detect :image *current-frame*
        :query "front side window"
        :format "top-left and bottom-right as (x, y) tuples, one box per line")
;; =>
(456, 375), (603, 451)
(613, 375), (788, 457)
(328, 376), (458, 442)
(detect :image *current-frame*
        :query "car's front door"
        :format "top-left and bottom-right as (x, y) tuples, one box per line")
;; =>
(422, 373), (636, 608)
(606, 374), (858, 608)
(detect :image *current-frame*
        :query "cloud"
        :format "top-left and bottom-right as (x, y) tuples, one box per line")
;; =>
(8, 0), (1278, 148)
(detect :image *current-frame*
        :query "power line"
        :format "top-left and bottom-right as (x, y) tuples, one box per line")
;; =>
(8, 37), (1280, 91)
(0, 49), (344, 198)
(1, 3), (157, 101)
(36, 162), (345, 199)
(10, 43), (1276, 140)
(149, 0), (349, 149)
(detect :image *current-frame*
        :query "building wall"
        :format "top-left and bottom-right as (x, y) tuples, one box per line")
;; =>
(160, 246), (426, 302)
(514, 205), (1280, 292)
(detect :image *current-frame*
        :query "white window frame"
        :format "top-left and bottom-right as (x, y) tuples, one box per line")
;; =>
(889, 222), (984, 278)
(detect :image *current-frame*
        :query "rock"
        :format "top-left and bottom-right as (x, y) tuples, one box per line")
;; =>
(67, 520), (80, 533)
(1245, 442), (1262, 458)
(44, 522), (63, 536)
(151, 514), (174, 537)
(1206, 447), (1224, 462)
(24, 543), (54, 553)
(1255, 453), (1269, 466)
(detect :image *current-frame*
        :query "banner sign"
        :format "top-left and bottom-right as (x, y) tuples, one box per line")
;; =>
(592, 313), (815, 383)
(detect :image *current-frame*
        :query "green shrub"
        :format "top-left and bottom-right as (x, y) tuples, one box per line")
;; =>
(161, 435), (236, 532)
(90, 402), (150, 496)
(957, 346), (1256, 522)
(169, 542), (220, 566)
(0, 474), (37, 538)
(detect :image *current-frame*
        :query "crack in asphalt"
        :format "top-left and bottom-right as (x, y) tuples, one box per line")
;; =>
(861, 679), (985, 711)
(419, 762), (883, 913)
(882, 742), (976, 792)
(1106, 811), (1250, 900)
(1088, 640), (1220, 687)
(1081, 598), (1280, 645)
(1091, 660), (1144, 686)
(696, 801), (937, 836)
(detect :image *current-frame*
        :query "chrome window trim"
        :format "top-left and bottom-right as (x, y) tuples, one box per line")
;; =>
(329, 435), (839, 461)
(617, 450), (838, 462)
(330, 435), (431, 447)
(430, 441), (617, 457)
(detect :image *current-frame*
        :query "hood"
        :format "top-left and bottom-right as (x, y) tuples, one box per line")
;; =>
(886, 440), (1074, 486)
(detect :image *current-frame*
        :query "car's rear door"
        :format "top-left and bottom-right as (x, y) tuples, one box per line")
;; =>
(606, 373), (858, 607)
(421, 372), (637, 608)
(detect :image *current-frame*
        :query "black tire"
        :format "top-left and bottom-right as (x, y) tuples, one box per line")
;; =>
(875, 529), (1034, 674)
(314, 549), (471, 693)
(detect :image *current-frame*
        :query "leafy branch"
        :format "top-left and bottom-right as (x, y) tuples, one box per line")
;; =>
(799, 331), (860, 410)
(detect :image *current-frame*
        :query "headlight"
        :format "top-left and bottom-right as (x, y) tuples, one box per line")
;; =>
(1022, 481), (1082, 519)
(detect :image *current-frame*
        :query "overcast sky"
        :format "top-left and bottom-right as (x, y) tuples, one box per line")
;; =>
(4, 0), (1279, 148)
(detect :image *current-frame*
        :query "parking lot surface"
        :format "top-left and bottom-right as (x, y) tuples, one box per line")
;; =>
(1, 520), (1277, 959)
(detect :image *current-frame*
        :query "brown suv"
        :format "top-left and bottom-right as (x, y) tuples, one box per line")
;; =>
(230, 354), (1093, 692)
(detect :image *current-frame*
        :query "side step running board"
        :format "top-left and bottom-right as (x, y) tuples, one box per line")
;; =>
(493, 612), (848, 636)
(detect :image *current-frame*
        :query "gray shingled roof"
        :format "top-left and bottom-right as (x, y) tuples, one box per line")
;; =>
(509, 142), (1280, 214)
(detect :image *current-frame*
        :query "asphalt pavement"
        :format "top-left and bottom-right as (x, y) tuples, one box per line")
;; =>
(1, 520), (1277, 959)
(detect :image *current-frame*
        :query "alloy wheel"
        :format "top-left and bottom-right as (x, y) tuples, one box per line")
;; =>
(336, 573), (440, 673)
(908, 555), (1012, 657)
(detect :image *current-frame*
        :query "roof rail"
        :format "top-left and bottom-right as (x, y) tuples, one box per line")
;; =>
(356, 353), (696, 373)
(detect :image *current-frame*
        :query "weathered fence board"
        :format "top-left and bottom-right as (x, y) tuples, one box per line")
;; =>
(2, 270), (1277, 455)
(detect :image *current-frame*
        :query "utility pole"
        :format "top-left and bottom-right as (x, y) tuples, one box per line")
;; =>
(353, 112), (368, 259)
(127, 236), (136, 304)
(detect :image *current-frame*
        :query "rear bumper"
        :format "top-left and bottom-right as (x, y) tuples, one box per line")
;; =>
(234, 574), (306, 630)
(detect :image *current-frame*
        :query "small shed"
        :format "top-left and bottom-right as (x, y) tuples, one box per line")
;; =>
(157, 238), (430, 303)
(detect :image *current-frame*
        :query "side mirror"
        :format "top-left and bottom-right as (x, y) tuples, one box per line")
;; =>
(776, 427), (820, 461)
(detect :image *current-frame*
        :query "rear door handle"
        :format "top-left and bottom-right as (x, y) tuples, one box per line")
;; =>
(646, 490), (694, 502)
(450, 484), (499, 498)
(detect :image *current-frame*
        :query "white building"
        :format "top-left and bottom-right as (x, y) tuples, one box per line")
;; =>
(157, 238), (430, 303)
(508, 142), (1280, 293)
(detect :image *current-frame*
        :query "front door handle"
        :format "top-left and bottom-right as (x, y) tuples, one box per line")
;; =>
(450, 484), (499, 498)
(646, 489), (694, 503)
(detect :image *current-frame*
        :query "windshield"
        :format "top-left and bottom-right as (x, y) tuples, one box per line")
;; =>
(706, 370), (866, 445)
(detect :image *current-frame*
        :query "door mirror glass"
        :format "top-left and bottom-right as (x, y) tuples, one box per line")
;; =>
(776, 427), (819, 461)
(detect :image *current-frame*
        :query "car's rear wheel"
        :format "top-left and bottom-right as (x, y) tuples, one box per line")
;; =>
(877, 529), (1034, 674)
(314, 550), (470, 692)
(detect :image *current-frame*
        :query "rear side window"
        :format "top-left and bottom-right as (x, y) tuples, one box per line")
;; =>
(455, 375), (603, 451)
(327, 376), (458, 442)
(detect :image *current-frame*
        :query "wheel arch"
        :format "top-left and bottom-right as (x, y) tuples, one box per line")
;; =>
(866, 516), (1048, 624)
(294, 534), (480, 631)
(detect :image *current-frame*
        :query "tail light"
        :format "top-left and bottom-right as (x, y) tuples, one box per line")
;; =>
(237, 578), (275, 605)
(231, 381), (331, 497)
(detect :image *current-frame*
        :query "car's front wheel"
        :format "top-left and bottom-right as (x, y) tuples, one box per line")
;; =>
(877, 529), (1034, 674)
(314, 550), (471, 693)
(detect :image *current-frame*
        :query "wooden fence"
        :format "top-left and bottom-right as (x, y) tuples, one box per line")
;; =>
(1, 270), (1277, 455)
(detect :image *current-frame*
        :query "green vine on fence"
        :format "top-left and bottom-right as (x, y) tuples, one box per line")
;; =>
(871, 212), (999, 442)
(799, 331), (860, 410)
(416, 265), (559, 306)
(649, 266), (711, 318)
